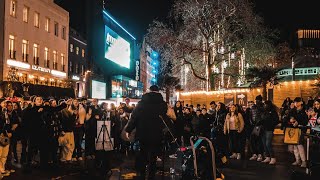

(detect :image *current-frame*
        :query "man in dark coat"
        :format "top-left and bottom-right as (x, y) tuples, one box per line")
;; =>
(125, 85), (168, 179)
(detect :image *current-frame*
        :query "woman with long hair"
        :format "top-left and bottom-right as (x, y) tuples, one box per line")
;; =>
(224, 104), (244, 160)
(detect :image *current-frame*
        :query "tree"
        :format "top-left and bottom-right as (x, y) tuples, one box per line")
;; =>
(158, 60), (180, 102)
(146, 0), (276, 91)
(246, 66), (280, 101)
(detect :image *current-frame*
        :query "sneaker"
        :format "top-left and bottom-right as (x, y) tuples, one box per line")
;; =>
(292, 160), (301, 166)
(169, 154), (178, 159)
(300, 161), (307, 168)
(71, 158), (77, 162)
(262, 157), (270, 163)
(1, 170), (11, 177)
(156, 157), (162, 162)
(236, 153), (241, 160)
(9, 169), (15, 173)
(229, 153), (237, 159)
(249, 154), (257, 161)
(257, 154), (263, 162)
(78, 157), (83, 161)
(269, 158), (276, 165)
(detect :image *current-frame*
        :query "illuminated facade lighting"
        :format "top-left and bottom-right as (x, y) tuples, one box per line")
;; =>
(7, 59), (31, 69)
(51, 70), (67, 77)
(102, 10), (136, 40)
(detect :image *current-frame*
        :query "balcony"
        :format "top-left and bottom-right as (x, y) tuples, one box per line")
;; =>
(9, 50), (16, 59)
(22, 54), (28, 62)
(33, 57), (39, 65)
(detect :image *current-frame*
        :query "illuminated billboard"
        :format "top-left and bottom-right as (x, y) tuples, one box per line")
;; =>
(105, 26), (131, 69)
(92, 80), (106, 99)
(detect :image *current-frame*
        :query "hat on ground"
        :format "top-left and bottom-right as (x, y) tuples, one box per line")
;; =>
(255, 95), (263, 101)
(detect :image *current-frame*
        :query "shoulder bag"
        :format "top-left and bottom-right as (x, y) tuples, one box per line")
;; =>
(284, 127), (301, 145)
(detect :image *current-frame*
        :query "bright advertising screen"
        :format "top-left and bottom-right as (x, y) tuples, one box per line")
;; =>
(92, 80), (106, 99)
(105, 26), (131, 69)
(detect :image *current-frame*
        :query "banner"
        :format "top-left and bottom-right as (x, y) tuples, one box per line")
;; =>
(236, 92), (247, 106)
(224, 93), (234, 106)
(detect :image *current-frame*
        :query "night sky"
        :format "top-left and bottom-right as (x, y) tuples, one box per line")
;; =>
(105, 0), (320, 44)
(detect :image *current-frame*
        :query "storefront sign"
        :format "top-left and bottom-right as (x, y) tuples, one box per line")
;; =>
(72, 75), (80, 81)
(32, 65), (51, 73)
(135, 60), (140, 81)
(236, 92), (247, 106)
(7, 59), (30, 69)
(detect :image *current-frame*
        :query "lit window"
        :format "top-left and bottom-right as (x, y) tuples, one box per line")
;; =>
(9, 35), (15, 59)
(45, 18), (50, 32)
(75, 63), (79, 73)
(23, 6), (29, 22)
(44, 47), (49, 67)
(82, 49), (85, 57)
(61, 53), (65, 71)
(53, 50), (58, 70)
(69, 61), (73, 72)
(54, 22), (59, 36)
(76, 47), (79, 55)
(22, 40), (29, 62)
(33, 44), (39, 65)
(62, 26), (66, 40)
(70, 44), (73, 52)
(81, 65), (85, 75)
(34, 12), (40, 28)
(10, 1), (16, 17)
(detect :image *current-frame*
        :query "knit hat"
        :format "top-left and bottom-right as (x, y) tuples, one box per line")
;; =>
(255, 95), (263, 101)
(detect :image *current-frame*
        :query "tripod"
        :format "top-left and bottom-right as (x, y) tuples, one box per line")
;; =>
(96, 119), (114, 151)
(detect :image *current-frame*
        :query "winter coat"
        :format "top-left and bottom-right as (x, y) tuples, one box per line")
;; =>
(224, 113), (244, 134)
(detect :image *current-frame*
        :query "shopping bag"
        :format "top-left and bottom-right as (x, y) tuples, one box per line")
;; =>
(284, 128), (301, 145)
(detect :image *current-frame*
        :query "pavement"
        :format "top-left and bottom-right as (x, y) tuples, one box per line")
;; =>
(2, 134), (320, 180)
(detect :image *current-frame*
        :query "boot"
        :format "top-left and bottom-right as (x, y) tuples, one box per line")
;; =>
(262, 157), (270, 163)
(229, 153), (237, 159)
(249, 154), (257, 161)
(269, 158), (276, 165)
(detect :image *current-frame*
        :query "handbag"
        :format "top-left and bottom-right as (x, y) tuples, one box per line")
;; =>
(0, 133), (10, 146)
(251, 125), (263, 136)
(284, 127), (301, 145)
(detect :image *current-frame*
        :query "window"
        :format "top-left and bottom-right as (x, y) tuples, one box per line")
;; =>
(23, 6), (29, 22)
(9, 35), (16, 59)
(44, 47), (49, 67)
(62, 26), (66, 40)
(33, 44), (39, 65)
(61, 53), (65, 71)
(45, 18), (50, 32)
(75, 63), (79, 73)
(76, 47), (79, 55)
(54, 22), (59, 36)
(82, 49), (85, 57)
(81, 65), (85, 75)
(34, 12), (39, 28)
(10, 1), (16, 17)
(22, 40), (29, 62)
(53, 50), (57, 70)
(69, 61), (73, 72)
(70, 44), (73, 52)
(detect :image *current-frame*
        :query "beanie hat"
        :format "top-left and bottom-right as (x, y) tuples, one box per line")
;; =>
(255, 95), (263, 101)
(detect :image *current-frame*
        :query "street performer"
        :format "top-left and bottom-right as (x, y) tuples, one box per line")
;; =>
(124, 85), (173, 179)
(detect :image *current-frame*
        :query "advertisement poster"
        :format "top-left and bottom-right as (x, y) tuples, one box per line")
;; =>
(224, 93), (234, 106)
(236, 92), (247, 106)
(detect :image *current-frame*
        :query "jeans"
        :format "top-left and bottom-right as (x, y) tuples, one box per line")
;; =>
(262, 131), (274, 158)
(250, 134), (264, 155)
(229, 130), (241, 153)
(73, 126), (84, 158)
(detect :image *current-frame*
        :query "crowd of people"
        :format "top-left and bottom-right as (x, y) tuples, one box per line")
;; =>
(0, 95), (135, 177)
(0, 88), (320, 179)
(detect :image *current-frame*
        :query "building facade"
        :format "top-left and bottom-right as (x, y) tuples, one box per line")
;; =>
(140, 40), (158, 92)
(68, 28), (87, 98)
(0, 0), (70, 98)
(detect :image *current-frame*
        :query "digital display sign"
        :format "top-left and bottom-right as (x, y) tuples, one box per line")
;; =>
(92, 80), (106, 99)
(105, 26), (131, 69)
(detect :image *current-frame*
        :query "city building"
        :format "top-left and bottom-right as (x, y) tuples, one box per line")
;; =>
(68, 28), (87, 98)
(140, 39), (159, 92)
(0, 0), (71, 98)
(56, 0), (143, 100)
